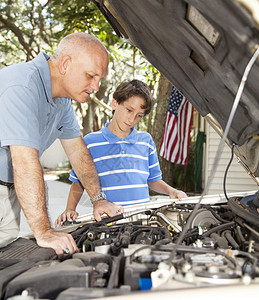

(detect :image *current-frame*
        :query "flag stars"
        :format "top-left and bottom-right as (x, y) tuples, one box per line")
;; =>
(168, 86), (183, 116)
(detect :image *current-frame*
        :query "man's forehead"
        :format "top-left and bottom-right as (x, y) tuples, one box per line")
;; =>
(83, 54), (108, 78)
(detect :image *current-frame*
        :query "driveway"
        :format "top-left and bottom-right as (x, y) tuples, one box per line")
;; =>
(19, 178), (93, 237)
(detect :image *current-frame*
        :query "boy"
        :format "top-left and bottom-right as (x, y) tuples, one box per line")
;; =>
(55, 80), (187, 226)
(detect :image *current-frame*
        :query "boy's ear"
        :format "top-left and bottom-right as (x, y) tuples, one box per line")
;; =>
(111, 98), (118, 110)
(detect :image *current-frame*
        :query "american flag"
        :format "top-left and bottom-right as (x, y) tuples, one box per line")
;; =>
(159, 86), (193, 165)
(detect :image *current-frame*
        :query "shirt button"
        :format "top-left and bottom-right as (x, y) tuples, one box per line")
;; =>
(122, 150), (125, 154)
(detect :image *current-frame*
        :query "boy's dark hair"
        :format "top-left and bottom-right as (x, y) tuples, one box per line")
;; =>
(113, 80), (153, 115)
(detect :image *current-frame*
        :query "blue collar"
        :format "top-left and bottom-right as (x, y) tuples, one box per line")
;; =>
(31, 52), (52, 103)
(101, 122), (138, 144)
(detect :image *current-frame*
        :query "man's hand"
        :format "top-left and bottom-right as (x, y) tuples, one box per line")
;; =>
(93, 200), (124, 221)
(55, 209), (79, 227)
(35, 229), (78, 259)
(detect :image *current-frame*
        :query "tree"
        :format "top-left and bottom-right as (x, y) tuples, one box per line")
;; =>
(0, 0), (59, 66)
(151, 74), (174, 186)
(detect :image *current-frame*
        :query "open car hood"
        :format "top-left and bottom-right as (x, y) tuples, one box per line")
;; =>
(93, 0), (259, 182)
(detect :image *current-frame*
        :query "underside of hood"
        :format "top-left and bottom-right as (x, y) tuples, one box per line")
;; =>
(93, 0), (259, 182)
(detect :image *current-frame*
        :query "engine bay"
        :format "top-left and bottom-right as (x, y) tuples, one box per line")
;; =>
(1, 191), (258, 299)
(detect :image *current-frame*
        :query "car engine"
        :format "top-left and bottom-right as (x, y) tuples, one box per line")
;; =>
(1, 192), (258, 300)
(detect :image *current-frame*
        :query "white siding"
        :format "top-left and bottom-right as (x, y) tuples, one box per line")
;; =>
(204, 122), (257, 195)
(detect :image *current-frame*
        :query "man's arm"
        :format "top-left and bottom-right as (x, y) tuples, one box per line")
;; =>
(61, 137), (123, 221)
(148, 180), (187, 200)
(10, 145), (78, 258)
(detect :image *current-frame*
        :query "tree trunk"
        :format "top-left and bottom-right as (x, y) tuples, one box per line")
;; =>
(151, 74), (174, 186)
(82, 80), (108, 136)
(82, 100), (101, 136)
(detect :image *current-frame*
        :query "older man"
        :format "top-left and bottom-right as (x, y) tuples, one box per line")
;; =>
(0, 32), (123, 258)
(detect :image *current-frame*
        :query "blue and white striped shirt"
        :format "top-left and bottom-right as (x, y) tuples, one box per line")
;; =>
(69, 123), (162, 206)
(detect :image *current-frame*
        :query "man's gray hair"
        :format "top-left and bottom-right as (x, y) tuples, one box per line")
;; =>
(54, 32), (108, 58)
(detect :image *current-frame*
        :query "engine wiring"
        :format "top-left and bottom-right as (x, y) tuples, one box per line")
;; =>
(223, 143), (236, 201)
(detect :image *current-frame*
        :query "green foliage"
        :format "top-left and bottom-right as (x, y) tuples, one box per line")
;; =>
(0, 0), (58, 66)
(57, 172), (70, 181)
(0, 0), (119, 67)
(47, 0), (119, 47)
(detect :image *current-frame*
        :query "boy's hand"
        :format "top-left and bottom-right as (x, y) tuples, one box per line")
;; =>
(93, 200), (124, 221)
(55, 209), (79, 227)
(169, 189), (187, 201)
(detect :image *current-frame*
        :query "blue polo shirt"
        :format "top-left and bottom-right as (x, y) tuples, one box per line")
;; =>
(0, 52), (81, 183)
(70, 123), (162, 206)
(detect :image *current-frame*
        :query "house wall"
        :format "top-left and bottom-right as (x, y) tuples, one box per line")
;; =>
(204, 121), (257, 195)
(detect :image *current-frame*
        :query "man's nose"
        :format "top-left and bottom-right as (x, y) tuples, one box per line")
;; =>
(91, 79), (100, 92)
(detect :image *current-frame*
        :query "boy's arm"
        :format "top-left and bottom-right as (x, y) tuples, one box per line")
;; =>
(148, 180), (187, 200)
(55, 182), (84, 227)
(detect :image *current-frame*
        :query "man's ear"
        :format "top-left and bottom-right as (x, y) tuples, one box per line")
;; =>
(59, 55), (71, 75)
(111, 98), (118, 110)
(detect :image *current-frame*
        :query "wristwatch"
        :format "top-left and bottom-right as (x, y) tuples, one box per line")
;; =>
(90, 191), (107, 203)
